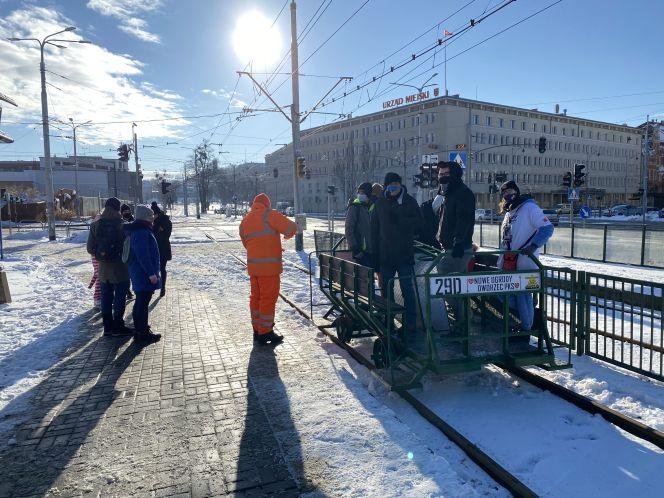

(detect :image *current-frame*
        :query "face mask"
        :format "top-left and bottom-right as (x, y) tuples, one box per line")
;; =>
(438, 176), (452, 184)
(386, 185), (400, 195)
(357, 194), (368, 203)
(503, 193), (517, 203)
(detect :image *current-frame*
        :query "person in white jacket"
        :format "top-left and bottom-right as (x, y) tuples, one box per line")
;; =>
(497, 181), (554, 332)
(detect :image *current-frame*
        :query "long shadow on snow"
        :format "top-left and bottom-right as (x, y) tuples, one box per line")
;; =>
(0, 334), (141, 496)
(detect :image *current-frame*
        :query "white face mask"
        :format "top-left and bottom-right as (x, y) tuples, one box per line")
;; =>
(357, 193), (369, 203)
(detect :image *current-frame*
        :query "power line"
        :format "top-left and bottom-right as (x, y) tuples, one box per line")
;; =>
(521, 90), (664, 107)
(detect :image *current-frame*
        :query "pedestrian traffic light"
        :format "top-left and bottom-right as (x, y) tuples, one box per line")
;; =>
(573, 164), (586, 187)
(296, 157), (306, 179)
(487, 173), (493, 184)
(161, 180), (171, 194)
(326, 185), (336, 195)
(117, 144), (129, 162)
(538, 136), (547, 154)
(562, 171), (572, 187)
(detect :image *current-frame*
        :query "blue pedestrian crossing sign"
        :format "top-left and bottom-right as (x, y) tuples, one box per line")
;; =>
(449, 152), (467, 170)
(579, 206), (591, 219)
(567, 187), (580, 201)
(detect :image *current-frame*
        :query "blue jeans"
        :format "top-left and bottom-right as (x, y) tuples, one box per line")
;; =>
(132, 291), (154, 333)
(509, 293), (535, 331)
(380, 263), (417, 329)
(100, 280), (129, 320)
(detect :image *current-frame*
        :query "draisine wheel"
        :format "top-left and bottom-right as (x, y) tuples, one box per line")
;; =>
(372, 337), (391, 369)
(335, 316), (353, 343)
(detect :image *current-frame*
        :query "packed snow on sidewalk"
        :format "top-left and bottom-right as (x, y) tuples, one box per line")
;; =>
(0, 255), (90, 434)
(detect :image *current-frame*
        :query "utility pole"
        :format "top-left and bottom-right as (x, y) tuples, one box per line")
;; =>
(132, 123), (141, 206)
(183, 161), (189, 217)
(642, 115), (650, 224)
(193, 150), (200, 219)
(233, 164), (237, 218)
(290, 0), (304, 251)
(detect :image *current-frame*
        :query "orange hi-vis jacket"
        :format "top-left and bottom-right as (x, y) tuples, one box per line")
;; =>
(239, 193), (298, 276)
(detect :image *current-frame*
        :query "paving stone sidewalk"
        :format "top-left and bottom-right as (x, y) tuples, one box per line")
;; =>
(0, 286), (305, 497)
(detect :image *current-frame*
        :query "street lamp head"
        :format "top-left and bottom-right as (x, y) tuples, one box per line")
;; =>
(7, 37), (21, 41)
(69, 117), (74, 123)
(65, 26), (76, 32)
(77, 40), (92, 44)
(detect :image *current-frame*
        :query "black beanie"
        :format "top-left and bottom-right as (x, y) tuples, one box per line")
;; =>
(357, 182), (373, 194)
(384, 172), (402, 186)
(105, 197), (121, 211)
(500, 180), (520, 195)
(151, 202), (162, 215)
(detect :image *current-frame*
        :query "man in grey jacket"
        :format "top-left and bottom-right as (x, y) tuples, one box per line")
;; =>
(87, 197), (133, 337)
(344, 182), (376, 268)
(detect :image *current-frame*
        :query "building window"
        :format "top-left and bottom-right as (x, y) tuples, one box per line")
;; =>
(510, 119), (515, 129)
(473, 114), (479, 125)
(499, 118), (504, 128)
(486, 116), (491, 126)
(521, 121), (526, 131)
(533, 123), (537, 132)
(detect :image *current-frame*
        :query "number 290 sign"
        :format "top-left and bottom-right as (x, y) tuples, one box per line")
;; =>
(430, 272), (541, 296)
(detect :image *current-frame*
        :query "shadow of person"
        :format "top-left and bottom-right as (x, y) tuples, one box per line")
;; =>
(235, 345), (321, 495)
(0, 335), (143, 496)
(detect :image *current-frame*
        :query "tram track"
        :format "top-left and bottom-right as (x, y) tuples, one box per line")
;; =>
(204, 230), (664, 496)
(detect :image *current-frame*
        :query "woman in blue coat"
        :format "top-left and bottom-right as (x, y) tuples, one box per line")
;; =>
(124, 205), (162, 343)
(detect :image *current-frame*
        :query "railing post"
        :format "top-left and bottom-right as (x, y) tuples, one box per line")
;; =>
(602, 225), (608, 262)
(575, 270), (586, 356)
(640, 225), (647, 266)
(479, 220), (484, 247)
(570, 222), (575, 258)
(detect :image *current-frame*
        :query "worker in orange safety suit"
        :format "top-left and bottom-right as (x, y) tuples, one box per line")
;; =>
(239, 193), (298, 345)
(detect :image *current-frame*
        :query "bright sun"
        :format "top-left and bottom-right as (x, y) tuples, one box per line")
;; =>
(232, 10), (282, 67)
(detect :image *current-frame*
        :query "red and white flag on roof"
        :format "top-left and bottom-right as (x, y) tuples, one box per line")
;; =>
(444, 29), (453, 36)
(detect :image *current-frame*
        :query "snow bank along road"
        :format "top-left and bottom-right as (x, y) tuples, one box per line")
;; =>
(192, 215), (663, 497)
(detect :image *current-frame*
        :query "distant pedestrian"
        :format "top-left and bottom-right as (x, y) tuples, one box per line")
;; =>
(239, 193), (297, 345)
(121, 204), (134, 222)
(124, 205), (162, 343)
(344, 182), (376, 267)
(371, 172), (423, 334)
(151, 203), (172, 297)
(371, 183), (384, 203)
(498, 181), (554, 332)
(86, 197), (133, 336)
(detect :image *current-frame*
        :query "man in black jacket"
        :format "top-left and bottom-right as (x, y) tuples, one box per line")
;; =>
(151, 203), (172, 297)
(345, 182), (375, 267)
(435, 161), (476, 326)
(371, 172), (423, 332)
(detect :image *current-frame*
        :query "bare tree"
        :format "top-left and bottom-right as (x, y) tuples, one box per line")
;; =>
(193, 141), (219, 212)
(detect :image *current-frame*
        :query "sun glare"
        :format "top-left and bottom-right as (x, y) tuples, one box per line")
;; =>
(232, 10), (282, 68)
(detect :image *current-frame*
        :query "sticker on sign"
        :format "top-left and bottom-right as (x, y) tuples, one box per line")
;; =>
(430, 272), (541, 296)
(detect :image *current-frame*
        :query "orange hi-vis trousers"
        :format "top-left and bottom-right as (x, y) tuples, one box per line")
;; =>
(250, 275), (280, 335)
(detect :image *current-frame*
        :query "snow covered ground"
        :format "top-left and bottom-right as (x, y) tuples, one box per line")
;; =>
(0, 209), (662, 496)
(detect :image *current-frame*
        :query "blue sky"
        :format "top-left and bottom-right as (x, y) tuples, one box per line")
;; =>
(1, 0), (663, 174)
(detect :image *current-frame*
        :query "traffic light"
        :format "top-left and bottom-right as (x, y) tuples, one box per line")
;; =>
(326, 185), (336, 195)
(161, 180), (171, 194)
(296, 157), (306, 179)
(419, 163), (438, 188)
(495, 172), (508, 183)
(573, 164), (586, 187)
(117, 144), (129, 162)
(487, 173), (493, 184)
(562, 171), (572, 187)
(538, 136), (547, 154)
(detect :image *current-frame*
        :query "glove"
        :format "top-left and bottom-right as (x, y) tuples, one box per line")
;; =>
(451, 245), (464, 259)
(521, 244), (538, 256)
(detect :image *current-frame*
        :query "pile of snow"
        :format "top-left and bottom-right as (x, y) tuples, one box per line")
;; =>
(0, 256), (91, 434)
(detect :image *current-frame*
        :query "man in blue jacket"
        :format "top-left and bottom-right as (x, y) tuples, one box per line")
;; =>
(124, 205), (162, 343)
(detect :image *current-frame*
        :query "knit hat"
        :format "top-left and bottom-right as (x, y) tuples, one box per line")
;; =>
(135, 204), (153, 221)
(120, 203), (131, 212)
(253, 193), (271, 208)
(437, 161), (463, 179)
(105, 197), (121, 211)
(357, 182), (373, 194)
(500, 180), (520, 195)
(383, 172), (402, 186)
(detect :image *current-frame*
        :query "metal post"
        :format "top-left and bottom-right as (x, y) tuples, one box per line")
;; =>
(642, 115), (650, 224)
(72, 125), (79, 206)
(290, 0), (304, 251)
(39, 46), (56, 241)
(233, 164), (237, 218)
(183, 162), (189, 217)
(132, 123), (141, 205)
(327, 190), (331, 231)
(194, 150), (200, 219)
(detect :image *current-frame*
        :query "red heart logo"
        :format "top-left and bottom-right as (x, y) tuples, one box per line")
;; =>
(514, 283), (520, 288)
(468, 278), (474, 284)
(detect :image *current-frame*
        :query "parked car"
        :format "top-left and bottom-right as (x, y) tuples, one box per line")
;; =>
(285, 207), (295, 216)
(542, 209), (560, 225)
(608, 204), (639, 216)
(474, 208), (496, 221)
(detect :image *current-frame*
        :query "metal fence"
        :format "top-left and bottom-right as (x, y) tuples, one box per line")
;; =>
(477, 220), (664, 268)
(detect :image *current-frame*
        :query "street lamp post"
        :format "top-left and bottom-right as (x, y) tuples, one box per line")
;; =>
(8, 27), (90, 240)
(64, 118), (91, 215)
(391, 73), (438, 188)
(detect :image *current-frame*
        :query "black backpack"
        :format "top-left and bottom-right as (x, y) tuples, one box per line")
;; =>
(94, 218), (124, 262)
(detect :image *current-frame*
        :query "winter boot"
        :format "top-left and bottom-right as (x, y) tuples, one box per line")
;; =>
(102, 313), (114, 336)
(112, 318), (135, 337)
(160, 273), (166, 298)
(135, 327), (161, 344)
(253, 329), (259, 342)
(257, 330), (284, 345)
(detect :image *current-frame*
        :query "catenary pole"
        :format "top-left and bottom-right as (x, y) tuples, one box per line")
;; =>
(642, 115), (650, 224)
(39, 45), (56, 240)
(290, 0), (304, 251)
(132, 123), (141, 205)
